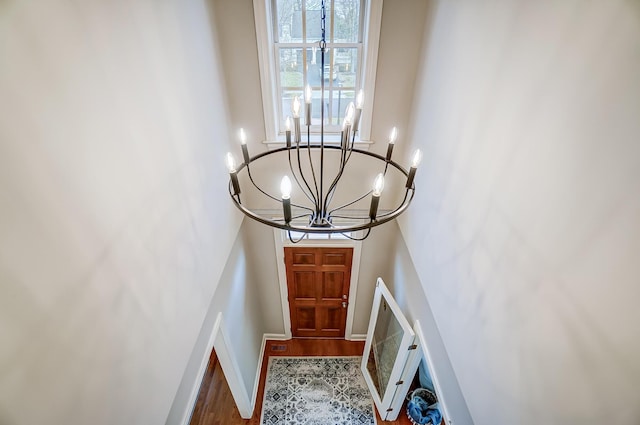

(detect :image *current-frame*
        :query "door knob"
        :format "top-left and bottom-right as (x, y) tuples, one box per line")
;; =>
(342, 294), (348, 299)
(342, 302), (347, 308)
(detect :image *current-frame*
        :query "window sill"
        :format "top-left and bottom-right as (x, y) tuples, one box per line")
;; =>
(262, 138), (373, 151)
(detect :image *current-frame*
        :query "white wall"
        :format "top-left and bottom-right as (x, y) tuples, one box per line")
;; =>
(400, 1), (640, 424)
(0, 1), (242, 424)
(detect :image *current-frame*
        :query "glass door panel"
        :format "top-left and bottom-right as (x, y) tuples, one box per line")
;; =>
(361, 278), (416, 420)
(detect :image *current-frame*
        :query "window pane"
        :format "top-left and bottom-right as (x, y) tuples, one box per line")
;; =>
(307, 88), (325, 125)
(279, 48), (304, 88)
(305, 0), (331, 42)
(277, 0), (303, 42)
(333, 0), (360, 43)
(329, 89), (355, 125)
(333, 47), (358, 87)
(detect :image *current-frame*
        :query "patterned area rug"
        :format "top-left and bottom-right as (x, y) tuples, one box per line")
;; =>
(261, 356), (376, 425)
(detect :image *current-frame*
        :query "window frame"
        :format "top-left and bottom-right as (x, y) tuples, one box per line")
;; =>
(253, 0), (383, 145)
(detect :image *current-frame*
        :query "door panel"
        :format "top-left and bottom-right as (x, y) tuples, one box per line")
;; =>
(295, 306), (316, 330)
(285, 247), (353, 338)
(293, 252), (315, 265)
(322, 272), (344, 298)
(293, 271), (316, 298)
(322, 251), (349, 265)
(322, 306), (344, 330)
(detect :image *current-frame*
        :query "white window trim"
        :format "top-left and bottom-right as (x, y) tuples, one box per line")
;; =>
(253, 0), (383, 145)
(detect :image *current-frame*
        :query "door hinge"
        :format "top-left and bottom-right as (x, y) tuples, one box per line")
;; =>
(408, 344), (418, 350)
(395, 380), (404, 385)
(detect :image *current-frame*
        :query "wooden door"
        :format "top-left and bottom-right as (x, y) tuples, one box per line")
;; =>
(285, 247), (353, 338)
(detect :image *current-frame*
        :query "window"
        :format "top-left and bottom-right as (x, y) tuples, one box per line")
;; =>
(287, 231), (351, 240)
(253, 0), (383, 142)
(273, 0), (363, 134)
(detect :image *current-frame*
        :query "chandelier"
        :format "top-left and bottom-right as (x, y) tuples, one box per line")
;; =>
(225, 1), (421, 241)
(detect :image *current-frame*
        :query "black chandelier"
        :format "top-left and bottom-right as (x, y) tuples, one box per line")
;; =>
(226, 0), (421, 242)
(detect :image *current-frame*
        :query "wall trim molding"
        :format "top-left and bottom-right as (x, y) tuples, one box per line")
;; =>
(180, 314), (253, 425)
(179, 314), (221, 425)
(251, 333), (289, 412)
(348, 333), (368, 341)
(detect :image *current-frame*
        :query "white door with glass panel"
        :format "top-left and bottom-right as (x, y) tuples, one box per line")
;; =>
(361, 278), (449, 423)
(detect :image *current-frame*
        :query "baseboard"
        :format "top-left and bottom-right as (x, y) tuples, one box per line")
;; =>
(251, 333), (289, 412)
(263, 333), (289, 341)
(180, 314), (222, 425)
(348, 333), (367, 341)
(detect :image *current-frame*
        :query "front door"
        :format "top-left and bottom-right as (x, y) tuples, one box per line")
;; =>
(285, 247), (353, 338)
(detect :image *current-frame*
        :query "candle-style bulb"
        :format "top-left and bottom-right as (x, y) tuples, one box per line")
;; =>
(305, 85), (312, 104)
(225, 152), (237, 173)
(345, 102), (355, 123)
(372, 173), (385, 197)
(239, 128), (247, 145)
(280, 176), (292, 199)
(285, 116), (291, 131)
(389, 127), (398, 144)
(292, 96), (301, 118)
(356, 90), (364, 109)
(411, 149), (423, 168)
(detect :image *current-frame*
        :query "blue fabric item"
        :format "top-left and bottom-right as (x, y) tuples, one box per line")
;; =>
(408, 397), (442, 425)
(424, 402), (442, 425)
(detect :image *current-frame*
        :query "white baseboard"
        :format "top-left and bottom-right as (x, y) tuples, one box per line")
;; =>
(348, 333), (367, 341)
(251, 333), (289, 412)
(180, 314), (222, 425)
(263, 333), (289, 341)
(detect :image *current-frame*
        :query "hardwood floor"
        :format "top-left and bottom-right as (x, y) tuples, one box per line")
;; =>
(188, 339), (416, 425)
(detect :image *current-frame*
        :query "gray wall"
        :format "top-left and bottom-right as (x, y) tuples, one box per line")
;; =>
(400, 1), (640, 424)
(166, 218), (269, 424)
(0, 1), (242, 424)
(385, 224), (474, 425)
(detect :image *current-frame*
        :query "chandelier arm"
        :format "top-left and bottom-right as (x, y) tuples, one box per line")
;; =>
(230, 192), (412, 233)
(286, 148), (317, 207)
(329, 155), (389, 209)
(305, 126), (321, 207)
(271, 212), (312, 223)
(327, 189), (373, 215)
(324, 145), (407, 214)
(295, 138), (320, 211)
(341, 228), (372, 241)
(286, 230), (308, 243)
(377, 189), (411, 218)
(245, 166), (284, 203)
(322, 159), (347, 213)
(322, 141), (353, 213)
(235, 153), (316, 213)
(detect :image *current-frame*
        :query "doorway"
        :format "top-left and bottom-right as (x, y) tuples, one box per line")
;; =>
(284, 247), (353, 338)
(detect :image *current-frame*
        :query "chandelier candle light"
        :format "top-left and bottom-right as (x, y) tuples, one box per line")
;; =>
(225, 0), (421, 241)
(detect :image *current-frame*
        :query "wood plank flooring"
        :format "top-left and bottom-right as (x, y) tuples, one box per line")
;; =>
(188, 339), (416, 425)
